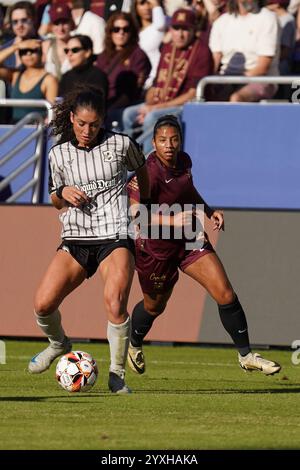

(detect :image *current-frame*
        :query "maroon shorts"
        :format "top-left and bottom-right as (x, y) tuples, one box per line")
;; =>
(135, 239), (215, 294)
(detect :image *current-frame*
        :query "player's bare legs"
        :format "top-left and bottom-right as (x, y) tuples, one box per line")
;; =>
(128, 289), (173, 374)
(184, 252), (281, 375)
(29, 250), (87, 373)
(99, 247), (135, 393)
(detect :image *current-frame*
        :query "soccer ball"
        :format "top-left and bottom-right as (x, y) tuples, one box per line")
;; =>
(56, 351), (98, 392)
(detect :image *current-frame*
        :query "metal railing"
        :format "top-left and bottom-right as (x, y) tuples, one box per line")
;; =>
(196, 75), (300, 101)
(0, 98), (53, 122)
(0, 111), (46, 203)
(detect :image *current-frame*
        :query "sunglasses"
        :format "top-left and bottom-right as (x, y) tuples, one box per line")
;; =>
(11, 18), (32, 26)
(171, 25), (190, 31)
(19, 47), (41, 57)
(111, 26), (130, 33)
(64, 47), (85, 54)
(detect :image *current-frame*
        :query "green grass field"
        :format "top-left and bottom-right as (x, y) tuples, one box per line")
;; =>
(0, 340), (299, 450)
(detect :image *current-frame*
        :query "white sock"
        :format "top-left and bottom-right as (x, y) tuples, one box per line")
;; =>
(35, 309), (65, 345)
(107, 316), (131, 377)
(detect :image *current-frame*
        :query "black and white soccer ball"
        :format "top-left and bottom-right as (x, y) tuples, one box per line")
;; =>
(56, 351), (98, 392)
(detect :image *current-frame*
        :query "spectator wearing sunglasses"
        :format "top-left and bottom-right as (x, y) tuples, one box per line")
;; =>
(0, 38), (58, 122)
(0, 2), (38, 69)
(130, 0), (166, 89)
(96, 11), (151, 129)
(58, 34), (108, 99)
(42, 4), (74, 80)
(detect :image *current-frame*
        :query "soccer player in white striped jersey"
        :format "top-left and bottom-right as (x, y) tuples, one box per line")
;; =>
(28, 85), (150, 394)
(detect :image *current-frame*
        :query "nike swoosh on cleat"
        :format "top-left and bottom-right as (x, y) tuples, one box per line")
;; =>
(238, 329), (247, 333)
(128, 353), (144, 374)
(165, 179), (173, 183)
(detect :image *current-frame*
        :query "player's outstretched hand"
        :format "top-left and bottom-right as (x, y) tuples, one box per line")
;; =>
(211, 210), (224, 231)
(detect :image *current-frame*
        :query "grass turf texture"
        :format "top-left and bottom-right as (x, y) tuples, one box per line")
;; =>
(0, 340), (299, 450)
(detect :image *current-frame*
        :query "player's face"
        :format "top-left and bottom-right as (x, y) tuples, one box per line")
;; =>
(70, 107), (103, 147)
(153, 125), (181, 167)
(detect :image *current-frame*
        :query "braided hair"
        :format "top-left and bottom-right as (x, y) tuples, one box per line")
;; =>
(50, 85), (106, 144)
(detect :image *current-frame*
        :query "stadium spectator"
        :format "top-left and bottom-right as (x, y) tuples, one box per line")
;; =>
(130, 0), (166, 88)
(70, 0), (105, 54)
(58, 34), (108, 98)
(0, 38), (58, 122)
(126, 115), (282, 377)
(267, 0), (296, 75)
(37, 0), (66, 38)
(96, 11), (151, 129)
(209, 0), (280, 102)
(28, 85), (150, 394)
(42, 3), (73, 80)
(122, 8), (213, 154)
(0, 1), (37, 69)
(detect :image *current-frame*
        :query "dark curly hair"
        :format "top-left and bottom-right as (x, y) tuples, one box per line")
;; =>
(50, 85), (106, 143)
(104, 12), (139, 60)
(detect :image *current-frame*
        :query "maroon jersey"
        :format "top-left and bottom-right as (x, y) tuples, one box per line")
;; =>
(127, 151), (211, 259)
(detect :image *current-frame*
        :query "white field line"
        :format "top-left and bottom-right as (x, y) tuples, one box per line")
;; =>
(7, 356), (236, 367)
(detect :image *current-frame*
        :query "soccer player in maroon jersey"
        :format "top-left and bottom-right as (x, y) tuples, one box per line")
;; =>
(127, 115), (281, 376)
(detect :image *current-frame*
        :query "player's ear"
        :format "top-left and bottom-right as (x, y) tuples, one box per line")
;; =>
(152, 138), (156, 150)
(70, 111), (74, 124)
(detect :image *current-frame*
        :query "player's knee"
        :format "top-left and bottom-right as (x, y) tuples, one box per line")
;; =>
(144, 301), (166, 317)
(216, 286), (235, 305)
(34, 297), (58, 316)
(104, 291), (127, 320)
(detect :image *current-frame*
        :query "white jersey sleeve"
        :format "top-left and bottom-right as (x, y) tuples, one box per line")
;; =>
(48, 146), (65, 194)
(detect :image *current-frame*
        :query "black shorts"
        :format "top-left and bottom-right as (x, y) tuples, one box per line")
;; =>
(58, 238), (135, 278)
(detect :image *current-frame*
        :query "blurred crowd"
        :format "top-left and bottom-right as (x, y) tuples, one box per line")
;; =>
(0, 0), (299, 151)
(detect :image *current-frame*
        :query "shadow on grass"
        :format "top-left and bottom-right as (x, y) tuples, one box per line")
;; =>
(1, 386), (300, 401)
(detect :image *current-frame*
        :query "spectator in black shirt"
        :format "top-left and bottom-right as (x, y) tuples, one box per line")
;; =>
(58, 34), (108, 99)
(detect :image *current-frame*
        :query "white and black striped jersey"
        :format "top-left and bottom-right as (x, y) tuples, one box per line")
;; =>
(48, 129), (145, 242)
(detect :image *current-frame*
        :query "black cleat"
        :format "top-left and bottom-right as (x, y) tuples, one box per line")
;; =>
(108, 372), (132, 394)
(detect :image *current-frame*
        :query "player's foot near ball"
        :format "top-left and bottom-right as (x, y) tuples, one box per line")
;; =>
(108, 371), (132, 394)
(238, 352), (281, 376)
(28, 336), (72, 374)
(127, 342), (145, 374)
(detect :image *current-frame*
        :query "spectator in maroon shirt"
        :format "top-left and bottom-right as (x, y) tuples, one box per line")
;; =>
(96, 11), (151, 129)
(122, 8), (213, 154)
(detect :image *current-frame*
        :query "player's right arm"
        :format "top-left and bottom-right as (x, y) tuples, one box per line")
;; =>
(48, 148), (89, 210)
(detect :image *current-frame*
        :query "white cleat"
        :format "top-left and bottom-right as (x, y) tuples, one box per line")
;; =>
(238, 352), (281, 376)
(28, 337), (72, 374)
(127, 342), (145, 374)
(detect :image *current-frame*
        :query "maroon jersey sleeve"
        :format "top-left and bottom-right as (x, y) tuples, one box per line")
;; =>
(127, 155), (160, 202)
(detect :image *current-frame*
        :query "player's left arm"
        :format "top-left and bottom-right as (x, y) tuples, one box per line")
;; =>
(135, 164), (151, 202)
(194, 188), (224, 231)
